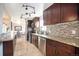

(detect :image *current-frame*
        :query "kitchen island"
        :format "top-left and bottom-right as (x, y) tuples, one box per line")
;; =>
(32, 33), (79, 56)
(0, 33), (14, 56)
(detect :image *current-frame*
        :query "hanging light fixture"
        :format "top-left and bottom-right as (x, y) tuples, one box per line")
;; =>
(21, 4), (35, 19)
(22, 4), (35, 14)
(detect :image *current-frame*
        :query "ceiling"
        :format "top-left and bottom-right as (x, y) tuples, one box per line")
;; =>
(4, 3), (44, 20)
(0, 3), (53, 24)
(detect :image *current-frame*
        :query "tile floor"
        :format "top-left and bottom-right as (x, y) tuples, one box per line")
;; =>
(14, 35), (43, 56)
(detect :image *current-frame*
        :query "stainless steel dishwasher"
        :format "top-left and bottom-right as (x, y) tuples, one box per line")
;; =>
(38, 36), (46, 55)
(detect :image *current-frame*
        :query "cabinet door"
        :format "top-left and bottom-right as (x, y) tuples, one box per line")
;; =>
(43, 11), (46, 25)
(51, 3), (61, 24)
(46, 44), (56, 56)
(43, 10), (48, 25)
(75, 47), (79, 56)
(3, 40), (13, 56)
(46, 39), (76, 56)
(46, 45), (56, 56)
(35, 36), (38, 48)
(43, 3), (61, 25)
(47, 7), (52, 25)
(32, 35), (35, 44)
(46, 39), (57, 56)
(57, 42), (75, 56)
(32, 35), (38, 48)
(61, 3), (78, 22)
(77, 4), (79, 20)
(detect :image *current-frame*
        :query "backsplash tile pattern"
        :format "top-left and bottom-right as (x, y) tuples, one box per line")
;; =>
(46, 21), (79, 37)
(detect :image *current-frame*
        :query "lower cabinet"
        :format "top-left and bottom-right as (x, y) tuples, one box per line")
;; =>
(46, 39), (57, 56)
(75, 47), (79, 55)
(57, 42), (75, 56)
(3, 40), (13, 56)
(46, 44), (56, 56)
(46, 39), (79, 56)
(32, 35), (38, 48)
(32, 35), (79, 56)
(32, 35), (46, 55)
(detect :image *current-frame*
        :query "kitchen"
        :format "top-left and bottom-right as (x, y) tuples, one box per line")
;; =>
(0, 3), (79, 56)
(32, 3), (79, 56)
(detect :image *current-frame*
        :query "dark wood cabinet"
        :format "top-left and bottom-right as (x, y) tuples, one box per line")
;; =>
(46, 39), (79, 56)
(61, 3), (78, 22)
(56, 41), (75, 56)
(47, 7), (52, 25)
(75, 47), (79, 55)
(46, 43), (56, 56)
(32, 35), (46, 55)
(3, 40), (13, 56)
(46, 39), (57, 56)
(43, 3), (79, 25)
(51, 3), (61, 24)
(77, 4), (79, 20)
(32, 35), (79, 56)
(47, 45), (55, 56)
(43, 9), (48, 25)
(43, 3), (61, 25)
(32, 35), (38, 48)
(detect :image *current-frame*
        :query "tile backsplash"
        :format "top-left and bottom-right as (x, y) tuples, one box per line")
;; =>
(46, 21), (79, 37)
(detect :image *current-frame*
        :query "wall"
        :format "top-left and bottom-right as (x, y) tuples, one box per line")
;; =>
(0, 43), (3, 56)
(46, 21), (79, 38)
(0, 4), (5, 56)
(39, 15), (44, 27)
(0, 4), (3, 34)
(43, 3), (53, 10)
(11, 17), (26, 39)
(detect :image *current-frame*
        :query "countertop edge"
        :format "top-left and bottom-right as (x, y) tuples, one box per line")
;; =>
(32, 33), (79, 48)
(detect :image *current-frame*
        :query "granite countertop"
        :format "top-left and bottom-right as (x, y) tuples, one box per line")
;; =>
(32, 33), (79, 48)
(0, 33), (13, 42)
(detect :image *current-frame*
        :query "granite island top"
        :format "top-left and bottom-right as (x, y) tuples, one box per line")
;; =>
(0, 37), (13, 42)
(0, 33), (13, 42)
(32, 33), (79, 48)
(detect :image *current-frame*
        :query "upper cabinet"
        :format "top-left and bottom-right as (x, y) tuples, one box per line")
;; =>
(51, 3), (61, 24)
(61, 3), (78, 22)
(43, 9), (48, 25)
(43, 3), (79, 25)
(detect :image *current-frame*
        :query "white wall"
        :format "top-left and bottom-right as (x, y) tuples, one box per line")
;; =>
(0, 4), (5, 56)
(0, 4), (3, 34)
(43, 3), (53, 10)
(0, 43), (3, 56)
(39, 15), (44, 27)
